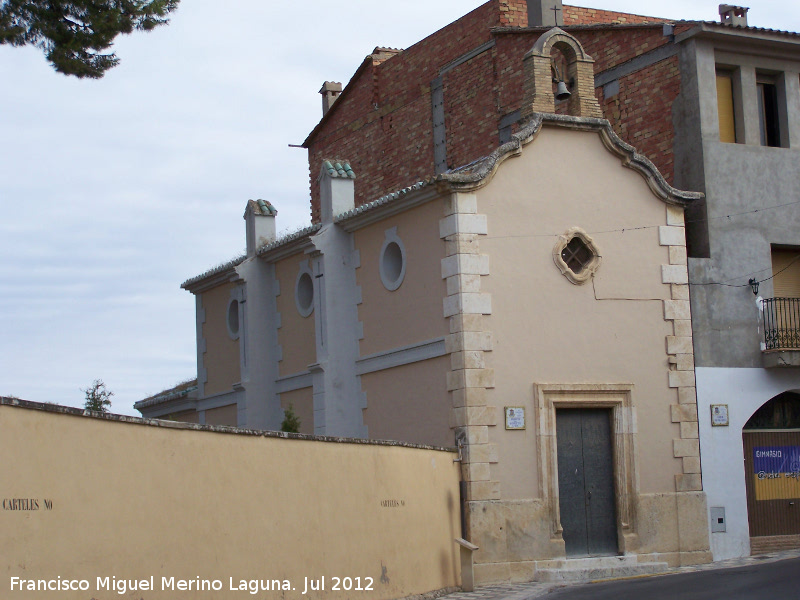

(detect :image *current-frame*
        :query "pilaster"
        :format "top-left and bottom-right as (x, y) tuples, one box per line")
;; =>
(440, 193), (498, 502)
(662, 205), (702, 491)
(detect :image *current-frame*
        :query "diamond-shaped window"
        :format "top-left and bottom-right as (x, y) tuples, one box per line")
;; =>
(561, 236), (593, 274)
(553, 228), (601, 284)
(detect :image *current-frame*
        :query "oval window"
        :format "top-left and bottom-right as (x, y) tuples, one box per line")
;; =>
(380, 234), (406, 291)
(296, 271), (314, 317)
(227, 299), (240, 339)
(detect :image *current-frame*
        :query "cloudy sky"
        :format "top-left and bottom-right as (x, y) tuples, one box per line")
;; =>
(2, 1), (799, 415)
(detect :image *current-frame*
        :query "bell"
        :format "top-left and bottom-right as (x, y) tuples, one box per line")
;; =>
(555, 80), (571, 101)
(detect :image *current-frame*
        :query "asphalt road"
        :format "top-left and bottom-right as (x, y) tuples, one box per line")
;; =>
(545, 557), (800, 600)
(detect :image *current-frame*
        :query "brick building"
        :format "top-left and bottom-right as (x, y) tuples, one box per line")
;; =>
(300, 1), (800, 560)
(139, 0), (800, 575)
(303, 1), (681, 222)
(140, 10), (720, 579)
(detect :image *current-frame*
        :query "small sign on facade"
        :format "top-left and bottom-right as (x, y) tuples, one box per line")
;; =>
(505, 407), (525, 430)
(710, 404), (729, 427)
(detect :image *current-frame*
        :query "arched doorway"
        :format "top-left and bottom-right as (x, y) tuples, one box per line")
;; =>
(742, 391), (800, 553)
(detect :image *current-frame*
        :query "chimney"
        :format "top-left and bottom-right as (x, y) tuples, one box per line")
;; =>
(719, 4), (749, 27)
(319, 81), (342, 116)
(319, 160), (355, 223)
(528, 0), (564, 27)
(244, 199), (277, 257)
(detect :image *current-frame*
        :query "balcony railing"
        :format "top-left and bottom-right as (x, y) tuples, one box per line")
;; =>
(763, 297), (800, 350)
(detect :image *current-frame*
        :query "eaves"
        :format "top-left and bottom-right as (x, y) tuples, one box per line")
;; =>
(675, 22), (800, 49)
(181, 259), (244, 294)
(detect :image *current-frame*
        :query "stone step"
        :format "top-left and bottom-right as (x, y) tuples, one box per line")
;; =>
(535, 558), (669, 582)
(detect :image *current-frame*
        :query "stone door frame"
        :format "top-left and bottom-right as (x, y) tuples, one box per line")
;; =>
(534, 383), (641, 555)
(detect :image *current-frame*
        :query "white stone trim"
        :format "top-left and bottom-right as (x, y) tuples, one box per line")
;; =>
(441, 254), (490, 278)
(662, 264), (689, 284)
(356, 337), (447, 375)
(196, 296), (207, 395)
(439, 192), (497, 502)
(659, 225), (686, 247)
(661, 205), (701, 492)
(275, 371), (313, 393)
(443, 293), (492, 318)
(438, 213), (488, 238)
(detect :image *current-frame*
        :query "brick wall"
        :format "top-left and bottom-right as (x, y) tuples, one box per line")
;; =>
(499, 0), (528, 27)
(563, 5), (666, 25)
(306, 0), (499, 220)
(598, 55), (681, 183)
(443, 49), (501, 172)
(576, 26), (671, 72)
(305, 2), (683, 222)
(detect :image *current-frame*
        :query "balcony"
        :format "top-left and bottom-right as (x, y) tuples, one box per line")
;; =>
(762, 297), (800, 367)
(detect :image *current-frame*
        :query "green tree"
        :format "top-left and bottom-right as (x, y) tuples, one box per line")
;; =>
(0, 0), (180, 78)
(281, 404), (301, 433)
(82, 379), (113, 413)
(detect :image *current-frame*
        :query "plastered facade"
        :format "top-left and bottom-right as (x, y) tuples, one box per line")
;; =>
(354, 201), (448, 357)
(280, 387), (315, 436)
(275, 254), (317, 377)
(360, 357), (451, 448)
(436, 116), (709, 581)
(200, 282), (241, 397)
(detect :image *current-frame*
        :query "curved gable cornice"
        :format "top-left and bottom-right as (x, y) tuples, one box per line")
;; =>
(439, 113), (703, 207)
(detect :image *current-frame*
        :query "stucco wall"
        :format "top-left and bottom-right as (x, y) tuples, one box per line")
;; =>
(696, 367), (800, 560)
(201, 283), (241, 396)
(689, 140), (800, 368)
(166, 409), (199, 424)
(460, 126), (709, 578)
(361, 356), (452, 447)
(205, 403), (238, 427)
(355, 201), (449, 357)
(280, 387), (315, 435)
(679, 42), (800, 367)
(479, 127), (679, 496)
(1, 401), (461, 600)
(275, 254), (317, 377)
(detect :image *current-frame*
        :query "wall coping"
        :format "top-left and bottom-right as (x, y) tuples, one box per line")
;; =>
(0, 397), (457, 453)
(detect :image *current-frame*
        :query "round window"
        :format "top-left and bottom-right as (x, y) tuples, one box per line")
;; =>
(296, 271), (314, 317)
(227, 299), (240, 339)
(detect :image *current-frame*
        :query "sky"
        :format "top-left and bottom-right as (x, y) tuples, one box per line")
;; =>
(2, 1), (800, 416)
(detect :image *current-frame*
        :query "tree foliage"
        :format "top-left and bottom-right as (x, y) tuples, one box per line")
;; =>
(82, 379), (113, 413)
(0, 1), (180, 78)
(281, 403), (301, 434)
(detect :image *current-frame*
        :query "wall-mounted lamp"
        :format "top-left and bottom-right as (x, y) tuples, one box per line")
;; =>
(748, 278), (759, 295)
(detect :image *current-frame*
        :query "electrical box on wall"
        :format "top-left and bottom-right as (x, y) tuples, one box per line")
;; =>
(711, 507), (726, 533)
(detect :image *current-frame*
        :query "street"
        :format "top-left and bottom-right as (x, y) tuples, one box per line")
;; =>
(545, 557), (800, 600)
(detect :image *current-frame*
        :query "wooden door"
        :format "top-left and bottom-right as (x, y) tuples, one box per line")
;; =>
(556, 409), (618, 557)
